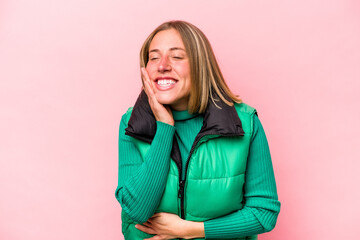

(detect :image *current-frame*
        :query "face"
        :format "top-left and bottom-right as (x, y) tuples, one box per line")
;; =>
(146, 29), (191, 111)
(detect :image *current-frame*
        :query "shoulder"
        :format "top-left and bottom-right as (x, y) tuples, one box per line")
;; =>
(119, 106), (134, 132)
(233, 102), (258, 136)
(118, 107), (135, 140)
(233, 102), (257, 116)
(120, 107), (134, 124)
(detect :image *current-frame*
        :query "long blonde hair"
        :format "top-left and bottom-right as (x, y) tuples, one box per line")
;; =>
(140, 20), (242, 113)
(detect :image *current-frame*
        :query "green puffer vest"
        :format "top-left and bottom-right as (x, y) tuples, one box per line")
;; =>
(121, 91), (257, 240)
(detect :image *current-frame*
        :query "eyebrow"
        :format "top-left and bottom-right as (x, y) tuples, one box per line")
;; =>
(149, 47), (186, 53)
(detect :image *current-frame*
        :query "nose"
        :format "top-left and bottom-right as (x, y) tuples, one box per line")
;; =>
(158, 56), (171, 72)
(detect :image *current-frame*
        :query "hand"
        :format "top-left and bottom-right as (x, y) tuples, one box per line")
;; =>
(141, 68), (174, 126)
(135, 212), (205, 240)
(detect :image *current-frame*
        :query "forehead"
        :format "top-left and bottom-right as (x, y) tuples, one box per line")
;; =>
(149, 29), (185, 50)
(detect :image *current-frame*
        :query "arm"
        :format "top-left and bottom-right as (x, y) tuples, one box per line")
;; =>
(135, 114), (280, 239)
(115, 113), (176, 223)
(204, 114), (281, 238)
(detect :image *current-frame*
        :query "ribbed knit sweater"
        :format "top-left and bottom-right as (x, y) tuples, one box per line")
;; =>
(115, 109), (280, 238)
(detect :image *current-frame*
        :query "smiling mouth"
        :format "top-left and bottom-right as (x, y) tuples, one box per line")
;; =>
(155, 78), (178, 91)
(156, 79), (177, 86)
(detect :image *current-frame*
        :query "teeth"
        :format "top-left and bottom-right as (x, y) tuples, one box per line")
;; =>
(157, 79), (176, 85)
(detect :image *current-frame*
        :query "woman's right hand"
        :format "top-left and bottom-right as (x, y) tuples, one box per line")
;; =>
(141, 67), (175, 126)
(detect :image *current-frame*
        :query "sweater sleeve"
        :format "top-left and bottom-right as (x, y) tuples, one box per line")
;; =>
(204, 114), (281, 238)
(115, 113), (176, 223)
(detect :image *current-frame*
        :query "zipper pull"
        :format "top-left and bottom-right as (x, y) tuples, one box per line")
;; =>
(178, 180), (185, 198)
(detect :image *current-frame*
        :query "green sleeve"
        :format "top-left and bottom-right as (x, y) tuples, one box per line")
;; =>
(204, 114), (281, 238)
(115, 113), (176, 223)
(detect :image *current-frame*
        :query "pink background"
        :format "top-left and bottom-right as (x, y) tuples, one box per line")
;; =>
(1, 0), (359, 239)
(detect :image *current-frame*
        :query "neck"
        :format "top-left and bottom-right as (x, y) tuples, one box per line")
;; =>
(172, 109), (199, 121)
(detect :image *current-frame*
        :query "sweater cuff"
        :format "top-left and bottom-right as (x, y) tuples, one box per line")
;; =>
(146, 121), (175, 160)
(203, 207), (264, 239)
(155, 121), (176, 138)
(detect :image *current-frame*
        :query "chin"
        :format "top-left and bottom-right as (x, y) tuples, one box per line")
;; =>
(156, 98), (175, 106)
(155, 93), (175, 105)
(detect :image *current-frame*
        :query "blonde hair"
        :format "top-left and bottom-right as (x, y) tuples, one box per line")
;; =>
(140, 20), (242, 113)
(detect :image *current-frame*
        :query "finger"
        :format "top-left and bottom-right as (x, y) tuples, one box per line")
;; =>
(141, 68), (150, 93)
(146, 219), (158, 228)
(141, 67), (150, 80)
(141, 68), (156, 96)
(143, 80), (158, 110)
(135, 224), (156, 235)
(148, 216), (156, 221)
(143, 76), (155, 96)
(144, 235), (166, 240)
(143, 80), (160, 112)
(142, 76), (150, 96)
(149, 212), (162, 219)
(141, 68), (151, 88)
(143, 221), (152, 227)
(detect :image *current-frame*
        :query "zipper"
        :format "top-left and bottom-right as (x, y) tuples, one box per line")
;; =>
(177, 133), (205, 219)
(177, 131), (244, 220)
(178, 180), (185, 218)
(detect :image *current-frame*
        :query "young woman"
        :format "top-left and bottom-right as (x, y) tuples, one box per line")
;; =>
(115, 20), (280, 240)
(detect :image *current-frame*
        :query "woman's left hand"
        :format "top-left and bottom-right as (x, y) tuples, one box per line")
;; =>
(135, 212), (204, 240)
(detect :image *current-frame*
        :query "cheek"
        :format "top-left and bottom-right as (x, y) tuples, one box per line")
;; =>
(145, 63), (153, 71)
(176, 63), (190, 78)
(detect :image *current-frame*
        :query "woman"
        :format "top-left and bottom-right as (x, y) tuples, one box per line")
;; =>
(115, 20), (280, 240)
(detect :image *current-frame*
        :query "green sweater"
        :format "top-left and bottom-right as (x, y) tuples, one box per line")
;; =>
(115, 109), (280, 238)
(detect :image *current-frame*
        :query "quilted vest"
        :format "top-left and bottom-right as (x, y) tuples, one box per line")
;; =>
(121, 91), (258, 240)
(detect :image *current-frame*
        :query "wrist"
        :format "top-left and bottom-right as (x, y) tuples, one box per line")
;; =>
(158, 118), (174, 126)
(163, 120), (175, 126)
(156, 121), (175, 129)
(182, 220), (205, 239)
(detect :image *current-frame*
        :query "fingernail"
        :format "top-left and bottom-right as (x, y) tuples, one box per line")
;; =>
(135, 224), (138, 228)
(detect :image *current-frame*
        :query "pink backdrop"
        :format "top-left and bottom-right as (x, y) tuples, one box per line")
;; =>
(1, 0), (359, 239)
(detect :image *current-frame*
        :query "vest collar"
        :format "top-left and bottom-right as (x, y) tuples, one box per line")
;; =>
(125, 90), (245, 142)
